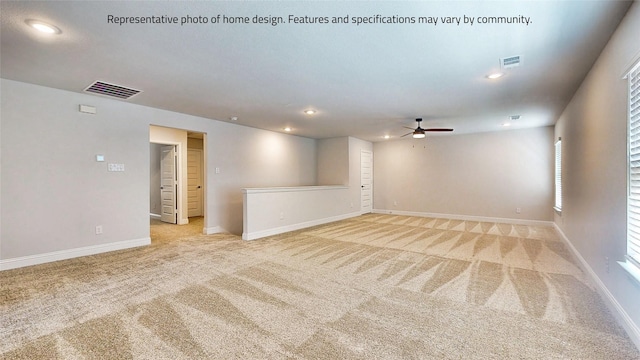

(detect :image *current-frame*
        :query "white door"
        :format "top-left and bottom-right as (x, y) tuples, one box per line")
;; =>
(361, 150), (373, 213)
(160, 145), (177, 224)
(187, 149), (203, 217)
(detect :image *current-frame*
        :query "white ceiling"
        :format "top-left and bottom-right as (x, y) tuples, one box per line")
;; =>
(0, 1), (633, 142)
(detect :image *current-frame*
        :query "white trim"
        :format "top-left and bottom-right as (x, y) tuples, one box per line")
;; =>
(0, 238), (151, 271)
(204, 226), (226, 235)
(242, 211), (361, 240)
(554, 224), (640, 351)
(627, 58), (640, 273)
(150, 213), (161, 220)
(372, 209), (553, 227)
(621, 50), (640, 79)
(554, 138), (562, 211)
(618, 259), (640, 286)
(242, 185), (348, 194)
(151, 137), (187, 226)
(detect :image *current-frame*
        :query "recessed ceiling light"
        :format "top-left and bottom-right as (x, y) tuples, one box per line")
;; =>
(284, 127), (292, 132)
(502, 123), (511, 127)
(25, 19), (61, 34)
(304, 109), (316, 115)
(383, 135), (390, 139)
(230, 116), (238, 121)
(486, 72), (504, 79)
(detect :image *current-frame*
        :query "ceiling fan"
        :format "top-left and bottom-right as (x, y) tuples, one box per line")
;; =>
(402, 118), (453, 138)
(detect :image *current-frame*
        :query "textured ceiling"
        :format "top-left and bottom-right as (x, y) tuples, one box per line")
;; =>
(0, 1), (633, 142)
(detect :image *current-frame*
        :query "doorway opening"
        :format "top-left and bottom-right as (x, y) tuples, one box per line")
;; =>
(149, 125), (206, 242)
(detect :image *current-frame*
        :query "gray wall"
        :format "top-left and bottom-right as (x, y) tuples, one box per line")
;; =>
(373, 127), (554, 221)
(317, 137), (349, 186)
(554, 2), (640, 344)
(0, 79), (317, 259)
(317, 137), (373, 212)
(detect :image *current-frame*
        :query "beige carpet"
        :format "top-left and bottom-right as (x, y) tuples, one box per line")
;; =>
(1, 214), (638, 359)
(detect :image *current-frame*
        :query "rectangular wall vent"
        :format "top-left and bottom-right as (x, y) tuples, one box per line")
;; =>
(501, 55), (522, 69)
(84, 81), (141, 100)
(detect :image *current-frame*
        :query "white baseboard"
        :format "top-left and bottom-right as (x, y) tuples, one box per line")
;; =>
(0, 237), (151, 271)
(242, 211), (362, 241)
(372, 209), (553, 227)
(553, 224), (640, 351)
(204, 226), (226, 235)
(150, 213), (161, 220)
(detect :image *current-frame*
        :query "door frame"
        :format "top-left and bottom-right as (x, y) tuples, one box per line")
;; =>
(360, 149), (373, 214)
(149, 125), (208, 233)
(151, 140), (186, 224)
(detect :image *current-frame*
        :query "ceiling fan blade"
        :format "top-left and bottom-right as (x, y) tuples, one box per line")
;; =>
(403, 126), (416, 130)
(401, 132), (413, 137)
(424, 128), (454, 132)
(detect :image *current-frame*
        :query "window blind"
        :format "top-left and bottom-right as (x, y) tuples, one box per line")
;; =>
(628, 61), (640, 265)
(554, 139), (562, 211)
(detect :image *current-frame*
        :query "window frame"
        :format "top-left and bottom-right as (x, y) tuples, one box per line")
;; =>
(554, 138), (562, 212)
(623, 57), (640, 281)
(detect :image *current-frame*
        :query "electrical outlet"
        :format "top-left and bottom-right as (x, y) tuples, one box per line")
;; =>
(393, 201), (398, 206)
(279, 212), (284, 220)
(95, 225), (103, 235)
(516, 207), (521, 214)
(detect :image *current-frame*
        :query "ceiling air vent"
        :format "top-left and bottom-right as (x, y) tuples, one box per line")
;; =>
(500, 55), (521, 69)
(84, 81), (141, 100)
(509, 115), (521, 121)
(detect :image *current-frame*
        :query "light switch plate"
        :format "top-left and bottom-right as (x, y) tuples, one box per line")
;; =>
(108, 163), (125, 172)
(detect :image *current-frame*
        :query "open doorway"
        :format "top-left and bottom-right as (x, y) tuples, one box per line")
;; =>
(149, 125), (206, 242)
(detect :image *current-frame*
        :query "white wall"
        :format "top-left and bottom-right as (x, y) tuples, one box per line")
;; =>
(0, 79), (317, 264)
(373, 127), (554, 222)
(554, 2), (640, 347)
(206, 126), (317, 234)
(241, 135), (372, 240)
(242, 186), (354, 240)
(0, 79), (3, 259)
(1, 80), (150, 260)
